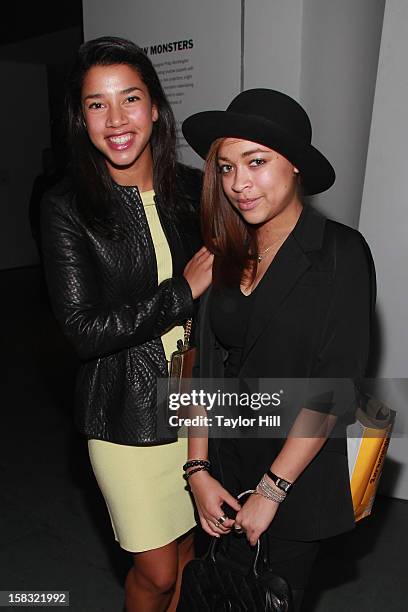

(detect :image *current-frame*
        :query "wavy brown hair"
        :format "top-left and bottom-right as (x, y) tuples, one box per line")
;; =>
(201, 139), (258, 286)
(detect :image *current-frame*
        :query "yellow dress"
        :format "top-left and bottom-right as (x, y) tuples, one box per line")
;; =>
(88, 189), (196, 552)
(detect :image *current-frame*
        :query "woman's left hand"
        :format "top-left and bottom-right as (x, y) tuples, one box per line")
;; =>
(234, 493), (279, 546)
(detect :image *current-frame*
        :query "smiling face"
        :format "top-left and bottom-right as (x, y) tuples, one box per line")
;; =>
(217, 138), (301, 229)
(81, 63), (158, 186)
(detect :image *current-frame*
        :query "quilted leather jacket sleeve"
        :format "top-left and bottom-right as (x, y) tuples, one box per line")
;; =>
(41, 193), (194, 361)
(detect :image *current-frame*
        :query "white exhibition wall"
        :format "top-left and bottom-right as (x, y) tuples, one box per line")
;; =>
(82, 0), (408, 499)
(244, 0), (303, 99)
(0, 62), (49, 270)
(359, 0), (408, 499)
(299, 0), (386, 227)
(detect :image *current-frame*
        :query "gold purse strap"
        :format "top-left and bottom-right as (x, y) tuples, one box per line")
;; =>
(183, 319), (193, 349)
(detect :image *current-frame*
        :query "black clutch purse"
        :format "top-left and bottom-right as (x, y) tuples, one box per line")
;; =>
(177, 493), (292, 611)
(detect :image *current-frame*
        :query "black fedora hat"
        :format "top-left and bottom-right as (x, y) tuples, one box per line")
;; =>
(182, 88), (335, 195)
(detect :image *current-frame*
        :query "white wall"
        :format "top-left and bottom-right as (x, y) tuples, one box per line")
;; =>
(359, 0), (408, 500)
(0, 62), (50, 269)
(244, 0), (303, 98)
(300, 0), (385, 227)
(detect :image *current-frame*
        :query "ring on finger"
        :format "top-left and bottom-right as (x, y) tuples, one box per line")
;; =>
(214, 520), (221, 528)
(217, 514), (228, 525)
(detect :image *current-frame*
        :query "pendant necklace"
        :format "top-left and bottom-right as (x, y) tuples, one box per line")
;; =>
(256, 245), (273, 263)
(256, 234), (287, 263)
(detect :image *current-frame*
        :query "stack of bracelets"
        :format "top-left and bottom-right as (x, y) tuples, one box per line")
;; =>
(256, 474), (288, 503)
(183, 459), (211, 488)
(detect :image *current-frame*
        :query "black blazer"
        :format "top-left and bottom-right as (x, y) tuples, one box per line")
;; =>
(197, 204), (376, 540)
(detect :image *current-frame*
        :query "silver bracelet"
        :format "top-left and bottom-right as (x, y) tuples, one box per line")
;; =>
(260, 475), (287, 500)
(256, 483), (286, 503)
(256, 486), (285, 503)
(256, 474), (287, 503)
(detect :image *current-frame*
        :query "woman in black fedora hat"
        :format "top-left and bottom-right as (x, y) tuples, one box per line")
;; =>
(181, 89), (376, 609)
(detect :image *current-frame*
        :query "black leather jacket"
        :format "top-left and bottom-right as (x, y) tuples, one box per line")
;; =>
(41, 164), (202, 445)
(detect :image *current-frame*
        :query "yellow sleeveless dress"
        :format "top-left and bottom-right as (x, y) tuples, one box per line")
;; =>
(88, 190), (196, 552)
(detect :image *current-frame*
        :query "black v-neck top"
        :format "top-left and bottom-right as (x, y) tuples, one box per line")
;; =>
(209, 284), (255, 377)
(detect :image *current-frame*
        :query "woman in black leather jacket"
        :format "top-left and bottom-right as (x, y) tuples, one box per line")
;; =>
(41, 37), (213, 612)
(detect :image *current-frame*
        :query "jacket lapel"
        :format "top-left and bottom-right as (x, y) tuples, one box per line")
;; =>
(240, 205), (326, 367)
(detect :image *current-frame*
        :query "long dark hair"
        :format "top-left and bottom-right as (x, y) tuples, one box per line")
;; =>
(66, 36), (177, 238)
(202, 139), (258, 286)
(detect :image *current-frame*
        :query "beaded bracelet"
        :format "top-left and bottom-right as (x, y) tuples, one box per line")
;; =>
(183, 459), (211, 472)
(183, 465), (209, 481)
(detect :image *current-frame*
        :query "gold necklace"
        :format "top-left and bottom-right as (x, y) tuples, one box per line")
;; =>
(256, 245), (273, 263)
(255, 234), (287, 262)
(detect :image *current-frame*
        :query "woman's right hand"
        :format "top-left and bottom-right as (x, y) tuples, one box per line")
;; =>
(188, 470), (241, 537)
(183, 246), (214, 300)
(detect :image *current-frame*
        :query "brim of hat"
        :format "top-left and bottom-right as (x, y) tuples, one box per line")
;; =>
(182, 111), (335, 195)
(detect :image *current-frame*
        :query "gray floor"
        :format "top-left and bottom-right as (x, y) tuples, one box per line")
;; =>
(1, 266), (407, 611)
